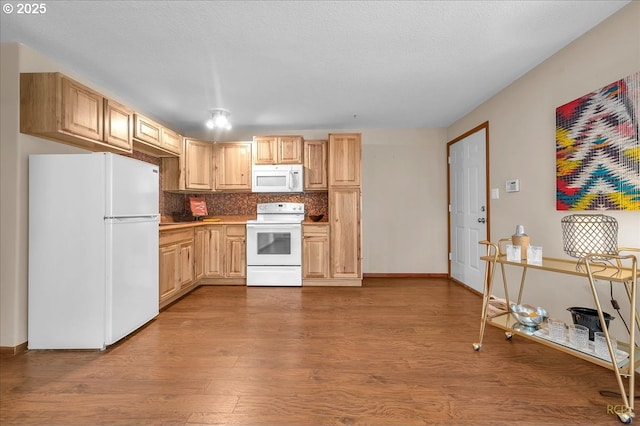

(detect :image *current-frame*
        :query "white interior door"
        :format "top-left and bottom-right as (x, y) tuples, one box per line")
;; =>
(449, 126), (488, 293)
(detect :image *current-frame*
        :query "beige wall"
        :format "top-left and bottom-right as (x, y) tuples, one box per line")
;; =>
(447, 3), (640, 341)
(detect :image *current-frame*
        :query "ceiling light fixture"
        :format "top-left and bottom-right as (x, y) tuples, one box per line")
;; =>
(206, 108), (232, 130)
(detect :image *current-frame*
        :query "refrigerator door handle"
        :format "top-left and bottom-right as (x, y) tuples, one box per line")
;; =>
(105, 214), (160, 221)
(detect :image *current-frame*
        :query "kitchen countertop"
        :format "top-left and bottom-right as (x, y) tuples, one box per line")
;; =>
(160, 215), (329, 230)
(303, 218), (329, 224)
(159, 215), (255, 231)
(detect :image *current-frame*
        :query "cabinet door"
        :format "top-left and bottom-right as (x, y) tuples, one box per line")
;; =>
(303, 225), (329, 279)
(225, 225), (246, 278)
(225, 237), (246, 278)
(253, 137), (277, 164)
(204, 226), (223, 278)
(61, 76), (103, 141)
(277, 136), (303, 164)
(194, 228), (206, 281)
(215, 142), (252, 191)
(304, 140), (328, 190)
(134, 114), (162, 146)
(329, 133), (361, 187)
(179, 242), (194, 288)
(185, 139), (214, 190)
(159, 245), (179, 303)
(103, 98), (132, 151)
(330, 188), (361, 278)
(161, 127), (182, 155)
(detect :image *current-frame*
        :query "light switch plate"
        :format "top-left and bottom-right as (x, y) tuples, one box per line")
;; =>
(506, 179), (520, 193)
(491, 188), (500, 199)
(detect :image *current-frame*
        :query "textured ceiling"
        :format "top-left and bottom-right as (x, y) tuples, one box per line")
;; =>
(0, 1), (630, 138)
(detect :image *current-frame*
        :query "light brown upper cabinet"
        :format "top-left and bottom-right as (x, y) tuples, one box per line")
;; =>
(214, 142), (252, 191)
(133, 114), (161, 146)
(161, 127), (182, 155)
(328, 133), (361, 187)
(253, 136), (303, 164)
(20, 73), (133, 153)
(162, 138), (214, 192)
(184, 139), (214, 191)
(133, 113), (182, 157)
(253, 136), (276, 164)
(303, 139), (328, 191)
(103, 98), (133, 152)
(59, 76), (103, 141)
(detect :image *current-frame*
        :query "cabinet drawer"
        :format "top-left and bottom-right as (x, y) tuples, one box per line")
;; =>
(303, 223), (329, 237)
(160, 228), (194, 246)
(226, 225), (246, 237)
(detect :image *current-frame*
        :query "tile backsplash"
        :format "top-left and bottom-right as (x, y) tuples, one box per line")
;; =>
(130, 150), (328, 218)
(163, 191), (328, 217)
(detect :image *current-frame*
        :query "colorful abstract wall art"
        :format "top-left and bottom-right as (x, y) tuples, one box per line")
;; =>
(556, 71), (639, 210)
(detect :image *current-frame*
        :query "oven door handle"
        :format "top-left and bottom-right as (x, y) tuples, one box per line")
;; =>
(246, 223), (301, 229)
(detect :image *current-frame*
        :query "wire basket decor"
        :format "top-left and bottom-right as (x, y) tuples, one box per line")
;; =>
(561, 214), (618, 259)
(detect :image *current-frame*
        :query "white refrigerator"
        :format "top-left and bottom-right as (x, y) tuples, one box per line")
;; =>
(28, 152), (160, 349)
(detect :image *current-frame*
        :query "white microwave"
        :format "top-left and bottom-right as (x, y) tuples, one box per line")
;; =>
(252, 164), (303, 193)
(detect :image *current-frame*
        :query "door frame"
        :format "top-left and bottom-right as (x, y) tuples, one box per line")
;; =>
(446, 121), (491, 287)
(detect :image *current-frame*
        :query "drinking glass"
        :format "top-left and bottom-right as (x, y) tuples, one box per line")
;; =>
(527, 245), (543, 265)
(506, 244), (521, 262)
(568, 324), (589, 349)
(547, 318), (566, 341)
(594, 331), (617, 359)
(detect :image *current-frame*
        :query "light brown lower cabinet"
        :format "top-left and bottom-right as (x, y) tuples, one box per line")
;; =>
(159, 245), (179, 303)
(159, 228), (195, 308)
(194, 227), (206, 281)
(204, 226), (223, 277)
(329, 187), (361, 280)
(225, 225), (246, 278)
(303, 223), (329, 280)
(202, 224), (246, 284)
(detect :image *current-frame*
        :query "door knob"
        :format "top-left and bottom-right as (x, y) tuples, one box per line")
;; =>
(478, 218), (486, 223)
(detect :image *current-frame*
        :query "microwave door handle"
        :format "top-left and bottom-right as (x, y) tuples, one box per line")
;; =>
(289, 170), (295, 190)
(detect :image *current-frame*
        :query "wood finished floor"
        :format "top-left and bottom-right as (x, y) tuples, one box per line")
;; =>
(1, 278), (635, 425)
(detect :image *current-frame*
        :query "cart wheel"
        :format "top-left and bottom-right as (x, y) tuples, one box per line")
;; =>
(505, 332), (513, 340)
(617, 412), (633, 424)
(472, 343), (481, 351)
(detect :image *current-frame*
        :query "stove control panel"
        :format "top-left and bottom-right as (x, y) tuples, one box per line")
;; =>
(257, 202), (305, 214)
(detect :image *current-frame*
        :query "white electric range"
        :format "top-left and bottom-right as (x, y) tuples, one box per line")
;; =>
(246, 202), (304, 286)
